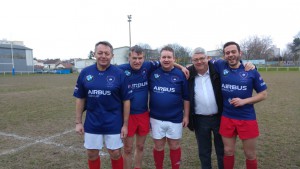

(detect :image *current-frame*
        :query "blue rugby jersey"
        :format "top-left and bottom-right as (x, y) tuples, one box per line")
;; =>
(212, 60), (267, 120)
(149, 67), (189, 123)
(118, 61), (160, 114)
(73, 64), (132, 134)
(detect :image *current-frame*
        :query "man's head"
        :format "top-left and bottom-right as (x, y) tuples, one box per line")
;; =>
(159, 46), (175, 71)
(192, 47), (209, 75)
(129, 45), (145, 70)
(223, 41), (242, 68)
(94, 41), (114, 70)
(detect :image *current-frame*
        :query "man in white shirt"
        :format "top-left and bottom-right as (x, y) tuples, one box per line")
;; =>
(187, 47), (224, 169)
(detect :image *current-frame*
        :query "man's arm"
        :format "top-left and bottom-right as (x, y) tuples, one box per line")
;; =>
(75, 98), (86, 135)
(174, 62), (190, 79)
(230, 90), (267, 107)
(121, 100), (130, 139)
(182, 100), (190, 127)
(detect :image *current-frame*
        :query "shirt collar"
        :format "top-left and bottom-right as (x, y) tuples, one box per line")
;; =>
(197, 67), (210, 76)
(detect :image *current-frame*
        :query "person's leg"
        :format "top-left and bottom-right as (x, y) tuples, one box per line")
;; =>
(133, 111), (150, 169)
(242, 138), (257, 169)
(123, 136), (135, 169)
(153, 138), (166, 169)
(108, 148), (123, 169)
(238, 119), (259, 169)
(84, 133), (103, 169)
(212, 116), (224, 169)
(87, 149), (100, 169)
(193, 116), (213, 169)
(134, 134), (147, 169)
(167, 138), (181, 169)
(219, 116), (238, 169)
(222, 136), (236, 169)
(105, 134), (124, 169)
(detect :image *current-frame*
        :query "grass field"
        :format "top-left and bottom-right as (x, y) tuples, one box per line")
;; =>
(0, 72), (299, 169)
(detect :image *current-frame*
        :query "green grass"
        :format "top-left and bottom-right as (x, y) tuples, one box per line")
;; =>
(258, 67), (300, 71)
(0, 72), (299, 169)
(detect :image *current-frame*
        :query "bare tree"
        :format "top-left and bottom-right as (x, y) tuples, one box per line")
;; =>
(161, 43), (191, 66)
(287, 31), (300, 63)
(240, 35), (274, 60)
(88, 50), (94, 59)
(136, 43), (152, 50)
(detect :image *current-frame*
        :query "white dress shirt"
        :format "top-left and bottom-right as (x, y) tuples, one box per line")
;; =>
(194, 68), (218, 115)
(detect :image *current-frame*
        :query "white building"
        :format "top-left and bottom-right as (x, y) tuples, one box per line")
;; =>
(0, 39), (34, 73)
(74, 59), (95, 73)
(112, 46), (129, 65)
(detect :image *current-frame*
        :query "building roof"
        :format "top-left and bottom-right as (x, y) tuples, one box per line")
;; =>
(0, 44), (32, 50)
(44, 59), (61, 64)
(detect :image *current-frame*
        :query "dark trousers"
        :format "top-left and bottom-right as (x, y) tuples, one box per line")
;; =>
(193, 114), (224, 169)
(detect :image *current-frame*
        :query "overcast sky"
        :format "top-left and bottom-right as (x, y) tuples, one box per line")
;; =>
(1, 0), (299, 60)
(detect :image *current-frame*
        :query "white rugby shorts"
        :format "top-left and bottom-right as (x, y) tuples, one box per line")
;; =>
(84, 133), (123, 150)
(150, 118), (183, 139)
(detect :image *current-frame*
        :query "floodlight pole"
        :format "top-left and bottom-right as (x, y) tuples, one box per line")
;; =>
(10, 42), (15, 76)
(127, 15), (132, 47)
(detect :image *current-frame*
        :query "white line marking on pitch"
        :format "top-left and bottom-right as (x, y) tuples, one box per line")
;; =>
(0, 129), (108, 156)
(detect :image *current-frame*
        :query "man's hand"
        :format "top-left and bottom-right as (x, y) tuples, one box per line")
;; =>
(121, 125), (128, 139)
(244, 62), (255, 71)
(75, 123), (84, 135)
(181, 67), (190, 79)
(230, 98), (246, 107)
(182, 116), (189, 127)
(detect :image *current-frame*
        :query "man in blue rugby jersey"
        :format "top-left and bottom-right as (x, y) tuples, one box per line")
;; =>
(118, 45), (189, 169)
(149, 46), (190, 169)
(213, 41), (267, 169)
(74, 41), (132, 169)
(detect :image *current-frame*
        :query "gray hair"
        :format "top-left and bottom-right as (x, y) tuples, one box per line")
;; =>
(192, 47), (206, 56)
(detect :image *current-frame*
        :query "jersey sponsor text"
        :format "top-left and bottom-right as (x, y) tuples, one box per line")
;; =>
(153, 86), (175, 93)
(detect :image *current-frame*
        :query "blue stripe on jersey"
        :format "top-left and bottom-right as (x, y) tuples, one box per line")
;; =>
(118, 61), (160, 114)
(213, 60), (267, 120)
(73, 64), (132, 134)
(149, 67), (189, 123)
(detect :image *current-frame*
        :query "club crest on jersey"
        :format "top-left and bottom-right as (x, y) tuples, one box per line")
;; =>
(239, 72), (248, 78)
(154, 74), (160, 79)
(86, 75), (94, 82)
(124, 70), (131, 76)
(107, 76), (115, 84)
(223, 69), (229, 76)
(171, 76), (179, 82)
(141, 68), (147, 75)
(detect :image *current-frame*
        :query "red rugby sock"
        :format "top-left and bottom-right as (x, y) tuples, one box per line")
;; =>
(153, 149), (164, 169)
(224, 155), (234, 169)
(88, 156), (100, 169)
(170, 148), (181, 169)
(111, 156), (123, 169)
(246, 159), (257, 169)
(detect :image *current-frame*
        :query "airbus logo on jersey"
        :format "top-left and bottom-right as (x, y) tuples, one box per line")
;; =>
(223, 69), (229, 76)
(86, 75), (94, 82)
(222, 84), (247, 91)
(153, 86), (175, 93)
(88, 90), (111, 96)
(132, 81), (148, 89)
